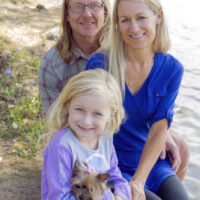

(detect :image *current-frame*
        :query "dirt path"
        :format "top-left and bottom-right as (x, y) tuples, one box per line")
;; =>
(0, 139), (42, 200)
(0, 1), (62, 199)
(0, 0), (61, 55)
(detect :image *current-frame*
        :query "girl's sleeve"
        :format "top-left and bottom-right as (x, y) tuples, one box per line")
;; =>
(41, 144), (76, 200)
(107, 145), (131, 200)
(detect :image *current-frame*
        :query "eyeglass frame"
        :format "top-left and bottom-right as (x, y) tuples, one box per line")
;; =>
(68, 1), (104, 13)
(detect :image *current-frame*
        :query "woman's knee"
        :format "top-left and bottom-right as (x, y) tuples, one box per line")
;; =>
(145, 189), (161, 200)
(157, 176), (189, 200)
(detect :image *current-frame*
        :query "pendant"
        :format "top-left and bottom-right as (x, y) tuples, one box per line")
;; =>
(129, 81), (133, 87)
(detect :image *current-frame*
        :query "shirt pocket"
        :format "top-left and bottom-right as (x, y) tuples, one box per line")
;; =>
(147, 87), (168, 117)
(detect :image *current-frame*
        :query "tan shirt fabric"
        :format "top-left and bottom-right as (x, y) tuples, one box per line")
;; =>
(38, 45), (89, 113)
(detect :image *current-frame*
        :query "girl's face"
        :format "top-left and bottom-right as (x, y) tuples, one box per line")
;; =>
(67, 94), (112, 146)
(117, 0), (162, 51)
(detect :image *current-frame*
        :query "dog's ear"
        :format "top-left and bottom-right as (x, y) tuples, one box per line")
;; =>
(72, 160), (84, 177)
(82, 161), (89, 168)
(74, 160), (84, 171)
(97, 173), (110, 182)
(71, 161), (84, 185)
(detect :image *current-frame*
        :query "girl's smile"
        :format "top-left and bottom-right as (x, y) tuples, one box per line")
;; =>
(67, 94), (112, 149)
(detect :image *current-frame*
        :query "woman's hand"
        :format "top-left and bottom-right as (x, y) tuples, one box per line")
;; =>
(114, 195), (123, 200)
(129, 180), (145, 200)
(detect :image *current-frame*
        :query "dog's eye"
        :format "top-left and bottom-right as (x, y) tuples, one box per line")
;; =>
(75, 185), (81, 189)
(82, 185), (87, 189)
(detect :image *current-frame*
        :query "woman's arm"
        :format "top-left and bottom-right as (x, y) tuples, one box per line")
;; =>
(129, 119), (168, 199)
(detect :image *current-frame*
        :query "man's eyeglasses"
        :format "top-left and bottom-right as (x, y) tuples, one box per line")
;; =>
(68, 2), (104, 13)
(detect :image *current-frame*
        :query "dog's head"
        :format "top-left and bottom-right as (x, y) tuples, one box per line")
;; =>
(71, 161), (110, 200)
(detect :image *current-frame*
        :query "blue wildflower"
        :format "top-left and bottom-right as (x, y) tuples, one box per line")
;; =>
(4, 68), (12, 76)
(14, 47), (19, 52)
(9, 54), (15, 59)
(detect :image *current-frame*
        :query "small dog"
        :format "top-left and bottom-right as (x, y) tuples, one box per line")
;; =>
(71, 161), (110, 200)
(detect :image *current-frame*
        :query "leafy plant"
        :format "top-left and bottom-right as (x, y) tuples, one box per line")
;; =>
(0, 34), (45, 158)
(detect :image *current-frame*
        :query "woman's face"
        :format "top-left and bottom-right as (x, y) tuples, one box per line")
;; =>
(117, 0), (162, 51)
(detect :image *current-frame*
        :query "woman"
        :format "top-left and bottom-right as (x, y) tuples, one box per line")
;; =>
(86, 0), (189, 199)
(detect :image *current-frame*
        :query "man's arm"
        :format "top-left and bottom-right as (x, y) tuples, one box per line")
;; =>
(38, 58), (61, 114)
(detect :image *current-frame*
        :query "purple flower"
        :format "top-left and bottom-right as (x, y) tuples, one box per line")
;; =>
(14, 47), (19, 52)
(9, 54), (15, 59)
(4, 68), (12, 76)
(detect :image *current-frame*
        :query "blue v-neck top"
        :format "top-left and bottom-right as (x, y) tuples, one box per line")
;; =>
(85, 52), (184, 192)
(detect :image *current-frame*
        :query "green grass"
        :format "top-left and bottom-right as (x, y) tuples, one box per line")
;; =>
(0, 34), (45, 159)
(9, 0), (30, 4)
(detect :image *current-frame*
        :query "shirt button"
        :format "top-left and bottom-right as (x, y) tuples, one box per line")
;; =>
(156, 93), (160, 96)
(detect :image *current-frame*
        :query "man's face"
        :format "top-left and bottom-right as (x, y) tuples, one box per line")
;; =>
(67, 0), (105, 40)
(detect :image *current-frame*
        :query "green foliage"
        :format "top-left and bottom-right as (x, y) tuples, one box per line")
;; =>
(8, 95), (45, 158)
(9, 0), (30, 5)
(0, 34), (45, 159)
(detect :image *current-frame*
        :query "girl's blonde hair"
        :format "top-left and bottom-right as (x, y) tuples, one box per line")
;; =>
(56, 0), (111, 61)
(45, 69), (125, 144)
(109, 0), (170, 93)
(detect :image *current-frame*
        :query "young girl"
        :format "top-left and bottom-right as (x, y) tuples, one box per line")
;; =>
(41, 69), (131, 200)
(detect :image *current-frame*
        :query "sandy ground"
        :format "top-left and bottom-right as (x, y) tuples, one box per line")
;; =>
(0, 0), (62, 199)
(0, 139), (42, 200)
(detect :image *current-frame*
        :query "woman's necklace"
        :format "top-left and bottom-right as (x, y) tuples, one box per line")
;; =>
(127, 79), (133, 87)
(125, 55), (154, 94)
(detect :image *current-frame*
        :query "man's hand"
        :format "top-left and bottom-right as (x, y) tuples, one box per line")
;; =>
(160, 132), (181, 172)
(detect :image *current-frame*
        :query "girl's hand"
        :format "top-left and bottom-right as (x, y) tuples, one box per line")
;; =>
(114, 195), (123, 200)
(129, 180), (145, 200)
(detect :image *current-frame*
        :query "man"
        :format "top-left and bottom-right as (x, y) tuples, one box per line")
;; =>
(38, 0), (189, 182)
(38, 0), (111, 114)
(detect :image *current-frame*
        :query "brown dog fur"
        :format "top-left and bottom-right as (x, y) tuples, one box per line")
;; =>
(71, 161), (110, 200)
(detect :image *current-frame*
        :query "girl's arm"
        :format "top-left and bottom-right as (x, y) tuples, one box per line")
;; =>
(41, 144), (76, 200)
(129, 119), (168, 199)
(107, 145), (131, 200)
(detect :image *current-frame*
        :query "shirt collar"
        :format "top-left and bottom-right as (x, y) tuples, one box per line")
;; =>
(70, 41), (90, 64)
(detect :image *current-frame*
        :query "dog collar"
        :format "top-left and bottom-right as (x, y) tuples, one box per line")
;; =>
(85, 167), (91, 173)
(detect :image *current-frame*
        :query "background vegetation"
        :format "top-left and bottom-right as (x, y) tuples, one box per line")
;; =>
(0, 33), (45, 159)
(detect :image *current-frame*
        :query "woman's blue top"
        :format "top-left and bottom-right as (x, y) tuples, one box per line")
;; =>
(85, 52), (184, 192)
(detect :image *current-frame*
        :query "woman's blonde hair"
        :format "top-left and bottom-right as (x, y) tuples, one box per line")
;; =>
(45, 69), (125, 144)
(109, 0), (170, 93)
(56, 0), (111, 62)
